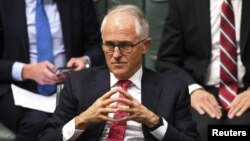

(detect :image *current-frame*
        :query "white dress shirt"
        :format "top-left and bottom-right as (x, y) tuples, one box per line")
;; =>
(189, 0), (244, 94)
(12, 0), (65, 81)
(62, 66), (168, 141)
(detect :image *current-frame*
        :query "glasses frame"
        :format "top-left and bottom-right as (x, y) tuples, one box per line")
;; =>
(102, 37), (148, 54)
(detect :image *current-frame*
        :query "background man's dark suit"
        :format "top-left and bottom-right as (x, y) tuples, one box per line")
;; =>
(0, 0), (104, 140)
(38, 66), (199, 141)
(0, 0), (104, 88)
(155, 0), (250, 88)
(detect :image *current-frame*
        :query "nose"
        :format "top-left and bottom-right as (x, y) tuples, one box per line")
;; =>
(112, 46), (122, 58)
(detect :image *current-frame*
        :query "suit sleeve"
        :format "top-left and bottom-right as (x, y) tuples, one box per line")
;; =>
(162, 80), (200, 141)
(0, 3), (15, 83)
(155, 0), (196, 85)
(37, 77), (78, 141)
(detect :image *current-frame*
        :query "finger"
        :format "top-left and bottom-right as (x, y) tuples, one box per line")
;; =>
(117, 105), (132, 113)
(99, 107), (118, 114)
(106, 103), (118, 108)
(46, 73), (61, 83)
(199, 102), (217, 119)
(101, 87), (119, 100)
(114, 116), (128, 122)
(227, 97), (241, 118)
(69, 62), (82, 71)
(41, 64), (60, 82)
(208, 97), (222, 116)
(204, 105), (222, 120)
(74, 64), (84, 71)
(67, 58), (84, 71)
(116, 97), (134, 107)
(117, 88), (133, 100)
(228, 101), (244, 119)
(235, 104), (249, 117)
(205, 98), (222, 117)
(194, 105), (205, 115)
(56, 74), (67, 81)
(99, 115), (116, 122)
(66, 59), (75, 68)
(42, 79), (55, 85)
(102, 97), (119, 107)
(44, 61), (56, 72)
(41, 74), (59, 84)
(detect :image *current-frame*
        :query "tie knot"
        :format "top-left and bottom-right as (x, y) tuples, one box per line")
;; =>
(118, 80), (132, 90)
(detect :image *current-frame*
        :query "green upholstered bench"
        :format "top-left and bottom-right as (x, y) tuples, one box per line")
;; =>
(0, 123), (15, 141)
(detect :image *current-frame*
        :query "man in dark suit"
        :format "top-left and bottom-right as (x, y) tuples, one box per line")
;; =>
(38, 4), (200, 141)
(0, 0), (104, 140)
(155, 0), (250, 141)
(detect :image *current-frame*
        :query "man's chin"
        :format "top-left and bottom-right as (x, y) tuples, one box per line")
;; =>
(110, 63), (126, 69)
(111, 69), (128, 79)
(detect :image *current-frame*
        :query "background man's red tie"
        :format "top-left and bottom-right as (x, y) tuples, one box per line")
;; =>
(219, 0), (238, 110)
(106, 80), (132, 141)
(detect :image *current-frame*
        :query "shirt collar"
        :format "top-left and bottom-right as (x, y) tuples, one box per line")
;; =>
(110, 66), (142, 89)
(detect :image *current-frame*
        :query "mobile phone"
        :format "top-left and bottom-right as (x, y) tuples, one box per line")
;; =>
(55, 67), (75, 75)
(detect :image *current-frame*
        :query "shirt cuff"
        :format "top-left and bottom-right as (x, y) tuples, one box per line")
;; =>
(12, 62), (25, 81)
(83, 55), (91, 68)
(62, 118), (84, 141)
(150, 117), (168, 141)
(188, 84), (204, 94)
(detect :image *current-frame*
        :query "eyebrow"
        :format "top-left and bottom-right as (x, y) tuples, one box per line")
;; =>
(104, 41), (133, 45)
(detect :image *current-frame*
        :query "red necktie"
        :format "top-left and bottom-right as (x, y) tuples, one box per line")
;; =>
(106, 80), (132, 141)
(219, 0), (238, 110)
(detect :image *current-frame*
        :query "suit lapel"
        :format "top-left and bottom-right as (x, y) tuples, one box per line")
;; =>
(91, 67), (110, 138)
(194, 0), (211, 54)
(240, 0), (250, 53)
(92, 67), (110, 98)
(55, 0), (71, 59)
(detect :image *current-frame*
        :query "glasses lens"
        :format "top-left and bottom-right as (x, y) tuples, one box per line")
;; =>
(102, 44), (114, 53)
(119, 45), (132, 54)
(102, 38), (147, 54)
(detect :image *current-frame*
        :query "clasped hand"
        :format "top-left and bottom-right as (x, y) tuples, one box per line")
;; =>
(75, 87), (159, 130)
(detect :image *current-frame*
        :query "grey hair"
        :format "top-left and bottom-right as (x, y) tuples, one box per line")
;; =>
(100, 4), (149, 39)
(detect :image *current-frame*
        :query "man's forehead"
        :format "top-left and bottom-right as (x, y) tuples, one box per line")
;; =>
(102, 11), (138, 40)
(107, 12), (136, 25)
(103, 23), (136, 38)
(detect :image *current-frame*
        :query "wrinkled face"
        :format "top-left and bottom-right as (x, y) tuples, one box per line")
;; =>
(101, 12), (151, 80)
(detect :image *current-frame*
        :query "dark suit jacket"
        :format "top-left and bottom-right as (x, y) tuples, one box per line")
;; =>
(38, 66), (200, 141)
(0, 0), (104, 95)
(155, 0), (250, 88)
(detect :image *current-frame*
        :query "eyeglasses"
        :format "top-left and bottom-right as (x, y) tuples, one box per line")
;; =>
(102, 38), (148, 54)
